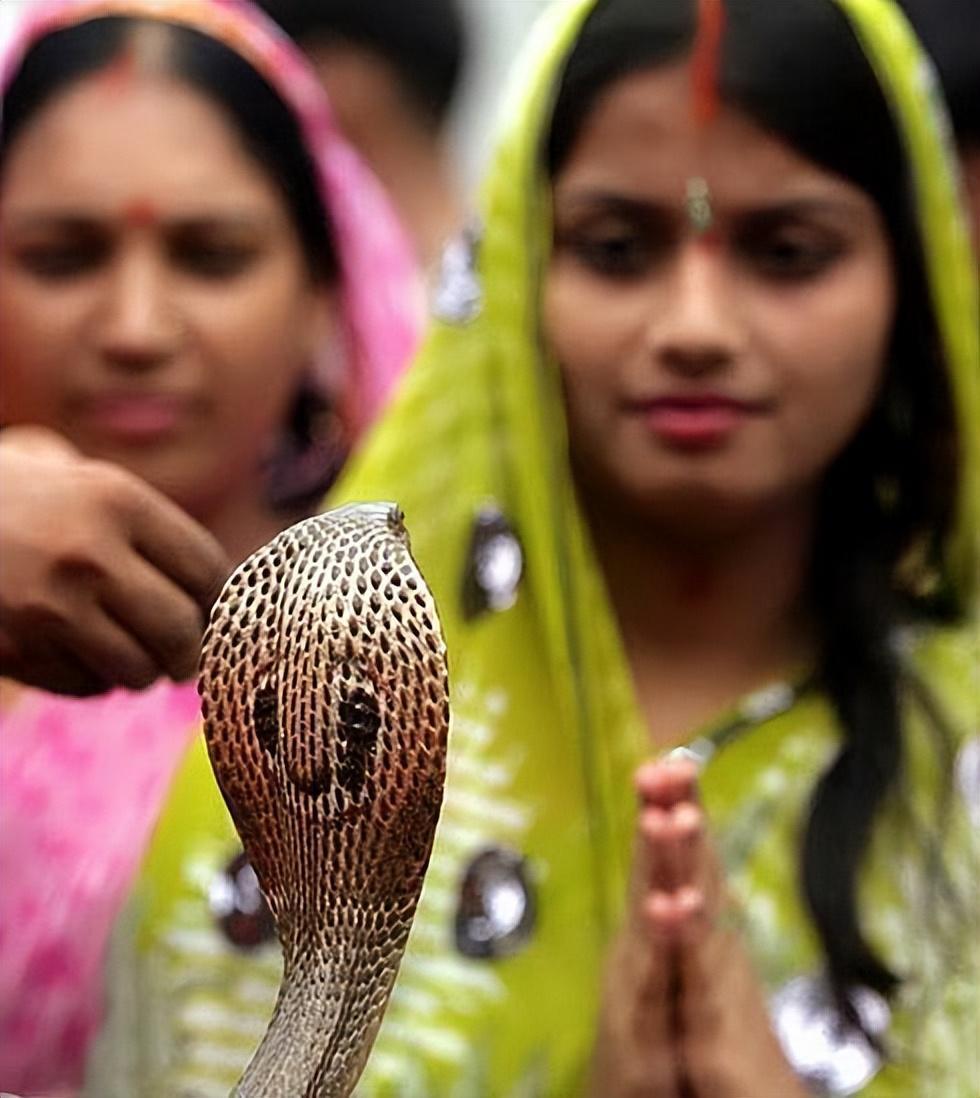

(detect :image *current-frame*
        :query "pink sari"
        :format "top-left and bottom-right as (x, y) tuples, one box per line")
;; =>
(0, 2), (420, 1092)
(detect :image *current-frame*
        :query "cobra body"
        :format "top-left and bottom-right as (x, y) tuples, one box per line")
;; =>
(198, 503), (449, 1097)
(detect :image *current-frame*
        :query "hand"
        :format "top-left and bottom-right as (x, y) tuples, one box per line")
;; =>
(634, 757), (807, 1098)
(589, 769), (685, 1098)
(0, 426), (229, 695)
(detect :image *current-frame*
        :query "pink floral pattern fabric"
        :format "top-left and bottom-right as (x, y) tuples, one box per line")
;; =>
(0, 684), (202, 1094)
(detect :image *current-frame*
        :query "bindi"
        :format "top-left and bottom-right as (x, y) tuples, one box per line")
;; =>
(92, 24), (171, 99)
(123, 199), (159, 228)
(94, 50), (137, 97)
(685, 177), (717, 240)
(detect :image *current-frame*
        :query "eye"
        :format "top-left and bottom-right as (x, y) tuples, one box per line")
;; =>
(557, 225), (663, 280)
(15, 239), (109, 280)
(738, 226), (845, 281)
(169, 238), (260, 279)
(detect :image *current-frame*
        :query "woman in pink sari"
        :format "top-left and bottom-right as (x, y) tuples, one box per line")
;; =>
(0, 2), (418, 1091)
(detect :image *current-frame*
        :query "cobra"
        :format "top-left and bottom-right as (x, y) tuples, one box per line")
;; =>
(198, 503), (450, 1097)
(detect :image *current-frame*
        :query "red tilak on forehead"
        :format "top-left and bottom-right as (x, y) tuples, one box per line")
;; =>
(123, 199), (159, 228)
(696, 225), (722, 250)
(95, 48), (137, 97)
(691, 0), (725, 128)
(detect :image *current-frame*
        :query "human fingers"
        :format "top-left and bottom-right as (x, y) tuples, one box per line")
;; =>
(45, 599), (164, 692)
(120, 482), (229, 612)
(645, 884), (707, 943)
(665, 800), (704, 890)
(0, 447), (222, 694)
(626, 806), (659, 917)
(2, 609), (157, 695)
(601, 819), (680, 1096)
(639, 803), (677, 894)
(639, 768), (703, 875)
(101, 555), (209, 682)
(0, 424), (80, 460)
(640, 801), (703, 928)
(634, 755), (700, 807)
(640, 793), (722, 947)
(0, 626), (107, 696)
(648, 821), (728, 949)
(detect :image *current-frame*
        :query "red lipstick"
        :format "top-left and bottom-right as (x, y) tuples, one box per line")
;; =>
(79, 392), (191, 443)
(634, 394), (767, 449)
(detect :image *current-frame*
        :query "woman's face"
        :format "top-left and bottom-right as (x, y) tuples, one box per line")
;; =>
(545, 63), (896, 535)
(0, 67), (333, 516)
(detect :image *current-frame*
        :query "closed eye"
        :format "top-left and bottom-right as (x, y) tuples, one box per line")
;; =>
(553, 202), (674, 281)
(14, 237), (110, 280)
(168, 236), (261, 279)
(733, 213), (849, 282)
(559, 229), (661, 278)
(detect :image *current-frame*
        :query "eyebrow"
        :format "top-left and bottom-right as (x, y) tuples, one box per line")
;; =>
(1, 209), (276, 233)
(552, 191), (671, 220)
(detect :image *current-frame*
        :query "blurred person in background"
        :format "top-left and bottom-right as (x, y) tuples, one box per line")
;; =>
(899, 0), (980, 247)
(258, 0), (469, 268)
(0, 0), (418, 1092)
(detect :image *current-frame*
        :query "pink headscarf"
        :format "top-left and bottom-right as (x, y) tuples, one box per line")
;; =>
(0, 3), (419, 1092)
(1, 0), (421, 431)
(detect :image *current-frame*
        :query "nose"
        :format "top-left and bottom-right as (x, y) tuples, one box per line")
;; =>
(646, 243), (744, 377)
(96, 247), (181, 370)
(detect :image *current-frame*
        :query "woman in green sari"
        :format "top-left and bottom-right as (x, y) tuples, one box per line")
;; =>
(106, 0), (977, 1094)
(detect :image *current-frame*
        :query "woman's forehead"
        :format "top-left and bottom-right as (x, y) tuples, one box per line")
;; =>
(1, 70), (290, 220)
(553, 63), (875, 213)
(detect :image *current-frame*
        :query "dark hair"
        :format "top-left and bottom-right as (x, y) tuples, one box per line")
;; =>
(1, 16), (345, 510)
(256, 0), (467, 129)
(898, 0), (980, 147)
(548, 0), (960, 1032)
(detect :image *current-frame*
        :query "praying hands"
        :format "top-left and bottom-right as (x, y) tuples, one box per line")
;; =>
(591, 757), (808, 1098)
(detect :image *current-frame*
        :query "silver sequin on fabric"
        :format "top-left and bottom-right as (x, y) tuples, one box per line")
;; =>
(454, 846), (535, 959)
(666, 737), (716, 769)
(461, 506), (524, 619)
(432, 222), (482, 324)
(209, 850), (276, 950)
(771, 975), (890, 1095)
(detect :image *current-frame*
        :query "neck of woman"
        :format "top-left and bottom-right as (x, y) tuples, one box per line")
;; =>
(584, 492), (819, 748)
(193, 485), (310, 571)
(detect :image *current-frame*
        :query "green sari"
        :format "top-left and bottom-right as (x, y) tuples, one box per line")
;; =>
(88, 1), (979, 1094)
